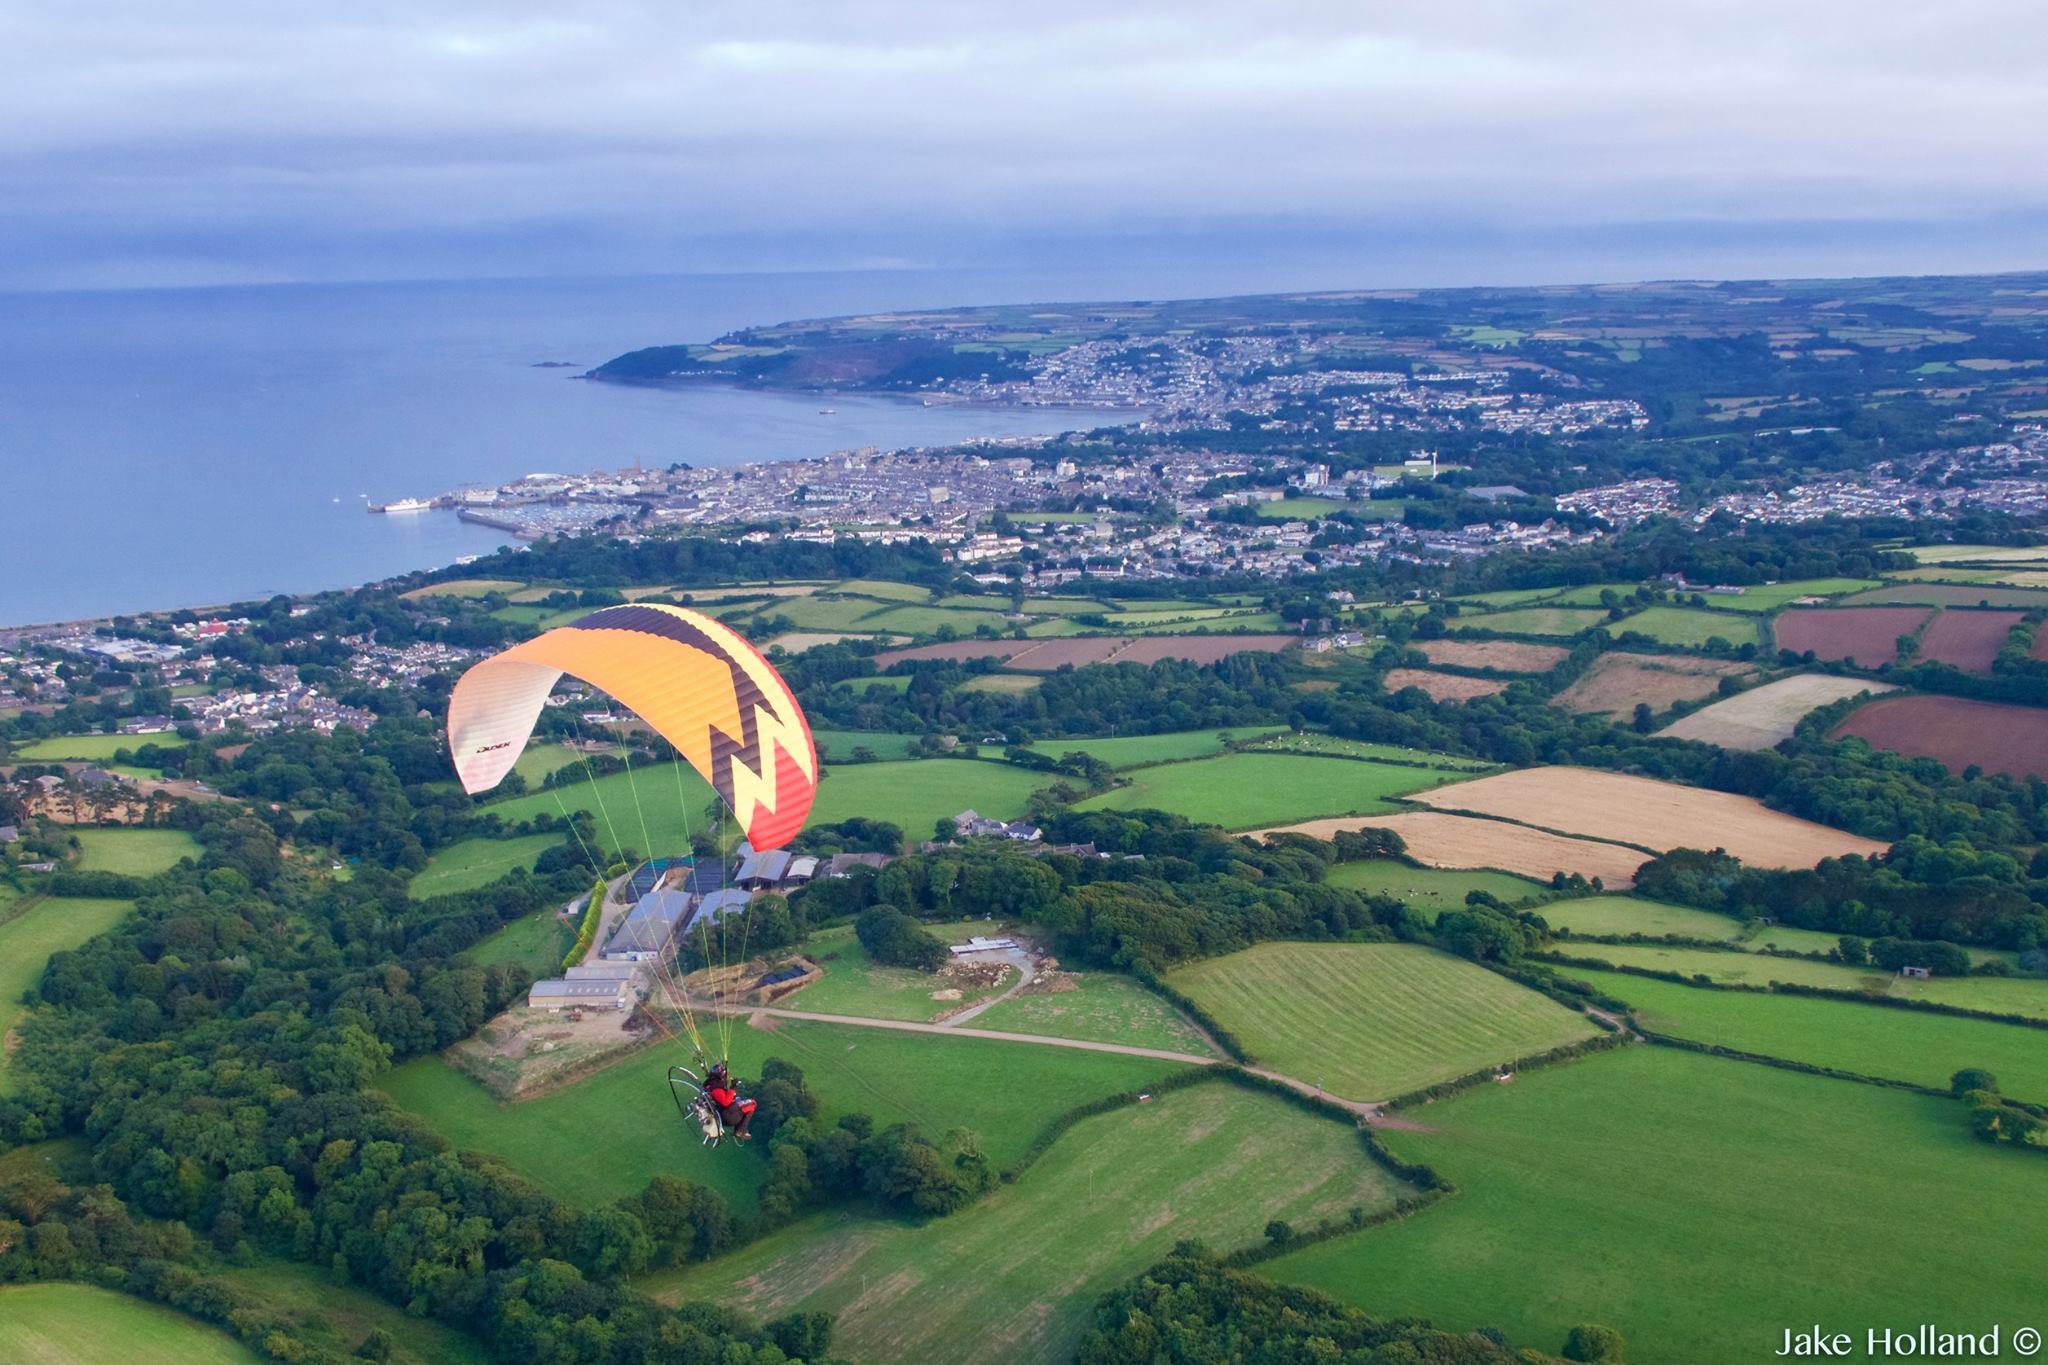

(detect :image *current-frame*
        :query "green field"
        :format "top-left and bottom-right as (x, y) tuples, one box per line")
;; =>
(1559, 965), (2048, 1099)
(856, 605), (1013, 636)
(1255, 496), (1348, 518)
(781, 921), (1011, 1022)
(71, 827), (199, 876)
(510, 742), (585, 787)
(1324, 859), (1548, 913)
(409, 833), (562, 899)
(1537, 895), (1743, 940)
(1613, 605), (1760, 646)
(1547, 942), (2048, 1020)
(972, 971), (1219, 1055)
(1267, 1047), (2048, 1361)
(461, 905), (573, 975)
(0, 1283), (257, 1364)
(1170, 943), (1601, 1099)
(809, 728), (925, 761)
(0, 898), (132, 1093)
(960, 673), (1040, 694)
(380, 1017), (1186, 1212)
(646, 1079), (1410, 1365)
(1451, 607), (1610, 637)
(483, 757), (1052, 857)
(1704, 577), (1882, 612)
(1076, 752), (1464, 830)
(11, 732), (183, 762)
(1241, 733), (1496, 769)
(1448, 586), (1576, 609)
(204, 1255), (489, 1365)
(1035, 726), (1286, 769)
(830, 578), (933, 601)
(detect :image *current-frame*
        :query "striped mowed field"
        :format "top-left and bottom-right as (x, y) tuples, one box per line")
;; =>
(1168, 942), (1601, 1100)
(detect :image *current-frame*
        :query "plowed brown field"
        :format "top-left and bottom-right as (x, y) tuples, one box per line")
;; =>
(1914, 610), (2022, 672)
(1833, 694), (2048, 780)
(1773, 607), (1932, 665)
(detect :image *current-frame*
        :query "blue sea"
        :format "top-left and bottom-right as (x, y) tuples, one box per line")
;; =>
(0, 268), (1170, 626)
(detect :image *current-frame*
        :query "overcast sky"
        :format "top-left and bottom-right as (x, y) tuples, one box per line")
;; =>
(6, 1), (2045, 290)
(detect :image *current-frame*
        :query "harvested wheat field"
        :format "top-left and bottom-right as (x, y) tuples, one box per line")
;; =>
(1416, 639), (1569, 672)
(1550, 652), (1753, 719)
(1256, 811), (1649, 888)
(1382, 668), (1508, 701)
(1413, 767), (1889, 868)
(1659, 674), (1899, 750)
(873, 638), (1046, 667)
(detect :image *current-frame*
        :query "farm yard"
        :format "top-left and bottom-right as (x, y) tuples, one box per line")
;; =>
(1832, 693), (2048, 779)
(1772, 605), (1931, 664)
(1560, 966), (2048, 1099)
(1266, 1047), (2048, 1363)
(778, 920), (1015, 1023)
(1549, 652), (1751, 718)
(1381, 667), (1508, 701)
(1658, 673), (1899, 749)
(1414, 638), (1568, 671)
(1075, 751), (1470, 829)
(1263, 811), (1651, 886)
(646, 1080), (1412, 1365)
(1168, 942), (1602, 1100)
(1411, 766), (1891, 868)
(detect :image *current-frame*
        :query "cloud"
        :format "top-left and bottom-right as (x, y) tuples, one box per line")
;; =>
(4, 2), (2045, 287)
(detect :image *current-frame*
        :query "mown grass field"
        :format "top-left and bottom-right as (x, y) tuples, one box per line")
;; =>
(1705, 577), (1881, 612)
(484, 757), (1052, 855)
(783, 921), (1011, 1023)
(0, 1283), (258, 1364)
(1255, 496), (1348, 518)
(645, 1080), (1411, 1365)
(1546, 942), (2048, 1020)
(1170, 943), (1600, 1099)
(460, 906), (573, 976)
(1324, 859), (1548, 913)
(1076, 752), (1465, 830)
(1243, 733), (1497, 770)
(1266, 1047), (2048, 1362)
(12, 732), (183, 762)
(510, 742), (584, 787)
(71, 827), (199, 876)
(409, 833), (562, 899)
(1035, 726), (1287, 769)
(1614, 605), (1759, 646)
(1537, 895), (1743, 940)
(0, 897), (131, 1094)
(972, 971), (1218, 1055)
(379, 1017), (1187, 1213)
(1559, 965), (2048, 1099)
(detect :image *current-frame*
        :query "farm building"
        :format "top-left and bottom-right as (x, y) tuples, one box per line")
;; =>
(564, 961), (637, 982)
(824, 852), (892, 877)
(527, 978), (634, 1011)
(950, 935), (1020, 956)
(690, 888), (753, 933)
(601, 889), (693, 961)
(626, 857), (691, 899)
(734, 850), (819, 891)
(953, 809), (1043, 841)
